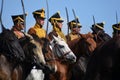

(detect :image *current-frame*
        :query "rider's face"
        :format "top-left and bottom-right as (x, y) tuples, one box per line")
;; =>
(16, 22), (24, 31)
(72, 27), (80, 34)
(57, 22), (63, 29)
(37, 18), (45, 26)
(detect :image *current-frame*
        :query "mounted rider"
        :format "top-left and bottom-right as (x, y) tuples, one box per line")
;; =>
(48, 11), (67, 42)
(28, 8), (47, 38)
(91, 22), (111, 47)
(66, 18), (96, 52)
(112, 22), (120, 37)
(11, 13), (27, 39)
(66, 18), (82, 41)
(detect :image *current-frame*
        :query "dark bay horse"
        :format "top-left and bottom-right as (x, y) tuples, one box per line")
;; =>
(92, 31), (111, 48)
(84, 35), (120, 80)
(0, 29), (46, 80)
(67, 33), (96, 80)
(0, 29), (25, 80)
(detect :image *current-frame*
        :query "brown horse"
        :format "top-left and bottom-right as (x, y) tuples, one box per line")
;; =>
(84, 35), (120, 80)
(67, 33), (96, 80)
(41, 38), (57, 73)
(40, 38), (58, 80)
(0, 29), (46, 80)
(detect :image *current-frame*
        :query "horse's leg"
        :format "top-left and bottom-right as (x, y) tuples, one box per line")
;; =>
(0, 70), (11, 80)
(11, 68), (19, 80)
(12, 65), (23, 80)
(59, 72), (67, 80)
(0, 55), (11, 80)
(57, 62), (68, 80)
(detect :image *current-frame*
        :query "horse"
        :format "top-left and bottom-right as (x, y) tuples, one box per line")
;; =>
(19, 33), (47, 80)
(29, 34), (57, 80)
(84, 35), (120, 80)
(0, 29), (25, 80)
(67, 33), (97, 80)
(0, 29), (46, 80)
(48, 35), (77, 80)
(30, 34), (76, 80)
(41, 38), (58, 80)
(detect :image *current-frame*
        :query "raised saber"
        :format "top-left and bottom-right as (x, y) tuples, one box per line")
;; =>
(46, 0), (49, 35)
(65, 7), (69, 39)
(116, 11), (118, 24)
(116, 11), (119, 34)
(21, 0), (26, 33)
(0, 0), (5, 31)
(93, 15), (96, 25)
(92, 15), (97, 33)
(72, 9), (78, 28)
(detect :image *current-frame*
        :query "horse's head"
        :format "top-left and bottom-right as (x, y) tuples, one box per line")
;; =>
(68, 34), (96, 61)
(82, 37), (96, 53)
(30, 34), (57, 73)
(50, 35), (76, 63)
(40, 38), (57, 73)
(19, 34), (46, 66)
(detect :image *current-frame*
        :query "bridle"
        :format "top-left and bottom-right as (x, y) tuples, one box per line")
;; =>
(44, 44), (56, 62)
(52, 40), (72, 60)
(21, 36), (42, 65)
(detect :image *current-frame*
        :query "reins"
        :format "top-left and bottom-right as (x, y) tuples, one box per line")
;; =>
(54, 42), (71, 60)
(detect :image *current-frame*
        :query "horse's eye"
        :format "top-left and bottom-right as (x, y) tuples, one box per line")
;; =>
(42, 48), (48, 54)
(59, 45), (64, 48)
(31, 43), (36, 48)
(53, 40), (56, 44)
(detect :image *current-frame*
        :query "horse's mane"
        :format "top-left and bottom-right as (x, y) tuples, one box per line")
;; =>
(0, 29), (25, 62)
(67, 38), (80, 49)
(48, 31), (58, 41)
(68, 33), (95, 53)
(30, 34), (50, 54)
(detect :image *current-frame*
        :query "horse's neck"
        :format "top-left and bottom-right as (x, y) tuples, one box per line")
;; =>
(68, 38), (80, 48)
(21, 61), (34, 80)
(48, 31), (58, 40)
(68, 38), (82, 60)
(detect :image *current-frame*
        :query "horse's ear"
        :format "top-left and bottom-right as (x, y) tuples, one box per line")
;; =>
(25, 33), (33, 40)
(58, 35), (61, 39)
(53, 35), (58, 41)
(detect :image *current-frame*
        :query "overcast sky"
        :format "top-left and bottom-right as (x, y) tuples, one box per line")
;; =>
(1, 0), (120, 36)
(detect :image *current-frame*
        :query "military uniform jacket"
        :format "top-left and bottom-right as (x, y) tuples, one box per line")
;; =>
(28, 23), (46, 38)
(48, 26), (67, 42)
(66, 32), (81, 41)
